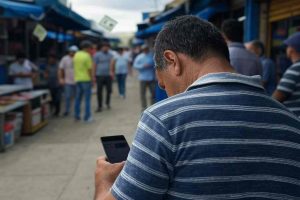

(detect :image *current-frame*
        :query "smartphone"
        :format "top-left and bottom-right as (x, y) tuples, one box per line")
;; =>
(100, 135), (130, 163)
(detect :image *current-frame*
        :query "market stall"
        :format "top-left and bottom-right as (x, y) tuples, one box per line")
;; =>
(0, 85), (50, 152)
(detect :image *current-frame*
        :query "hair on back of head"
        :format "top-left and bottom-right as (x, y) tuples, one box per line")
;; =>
(221, 19), (243, 43)
(251, 40), (265, 57)
(154, 15), (230, 70)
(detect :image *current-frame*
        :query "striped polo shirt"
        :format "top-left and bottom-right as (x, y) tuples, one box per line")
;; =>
(277, 61), (300, 116)
(112, 72), (300, 199)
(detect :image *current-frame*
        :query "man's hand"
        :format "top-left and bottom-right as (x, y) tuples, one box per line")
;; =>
(94, 156), (125, 200)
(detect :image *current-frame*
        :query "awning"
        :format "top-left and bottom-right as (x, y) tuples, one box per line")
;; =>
(195, 3), (228, 20)
(46, 31), (74, 42)
(135, 22), (164, 39)
(154, 5), (185, 23)
(47, 3), (90, 30)
(36, 0), (90, 30)
(0, 0), (44, 20)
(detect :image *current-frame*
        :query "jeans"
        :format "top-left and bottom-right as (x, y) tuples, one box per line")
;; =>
(64, 84), (76, 114)
(96, 76), (112, 108)
(116, 74), (127, 97)
(74, 82), (92, 121)
(140, 80), (156, 110)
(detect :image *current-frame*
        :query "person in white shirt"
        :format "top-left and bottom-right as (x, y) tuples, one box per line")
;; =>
(58, 45), (78, 116)
(9, 52), (38, 89)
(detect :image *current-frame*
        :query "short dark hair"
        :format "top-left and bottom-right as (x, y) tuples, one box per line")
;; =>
(80, 40), (92, 49)
(251, 40), (265, 57)
(154, 15), (229, 70)
(221, 19), (244, 43)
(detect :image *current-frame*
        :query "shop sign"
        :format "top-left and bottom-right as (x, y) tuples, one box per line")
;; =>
(99, 15), (118, 32)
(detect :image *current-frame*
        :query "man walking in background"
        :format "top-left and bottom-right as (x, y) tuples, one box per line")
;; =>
(73, 40), (93, 122)
(246, 40), (277, 95)
(133, 44), (156, 111)
(222, 19), (262, 76)
(273, 32), (300, 117)
(58, 45), (78, 116)
(93, 42), (114, 112)
(111, 47), (131, 99)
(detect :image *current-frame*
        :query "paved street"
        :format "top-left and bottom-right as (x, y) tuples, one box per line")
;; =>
(0, 76), (142, 200)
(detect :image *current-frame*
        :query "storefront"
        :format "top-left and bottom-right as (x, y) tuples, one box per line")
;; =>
(268, 0), (300, 76)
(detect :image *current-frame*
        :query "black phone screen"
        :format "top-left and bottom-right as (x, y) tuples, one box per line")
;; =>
(101, 135), (130, 163)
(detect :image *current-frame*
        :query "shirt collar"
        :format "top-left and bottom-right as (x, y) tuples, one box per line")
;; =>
(228, 42), (245, 49)
(186, 72), (264, 92)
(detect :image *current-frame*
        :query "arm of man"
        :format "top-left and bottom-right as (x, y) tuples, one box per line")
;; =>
(58, 58), (65, 85)
(272, 67), (297, 102)
(133, 54), (143, 70)
(110, 59), (116, 80)
(95, 111), (172, 200)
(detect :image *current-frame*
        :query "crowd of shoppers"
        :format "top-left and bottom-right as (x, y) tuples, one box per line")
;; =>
(7, 38), (158, 122)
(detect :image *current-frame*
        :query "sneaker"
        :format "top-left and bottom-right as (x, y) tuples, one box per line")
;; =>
(84, 117), (94, 123)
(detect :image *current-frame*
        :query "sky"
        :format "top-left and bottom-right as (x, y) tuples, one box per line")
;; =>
(70, 0), (173, 33)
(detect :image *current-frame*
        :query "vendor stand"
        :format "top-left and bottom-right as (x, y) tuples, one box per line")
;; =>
(0, 85), (50, 152)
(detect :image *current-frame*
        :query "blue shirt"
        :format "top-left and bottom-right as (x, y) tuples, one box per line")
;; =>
(133, 52), (155, 81)
(112, 72), (300, 199)
(277, 61), (300, 117)
(114, 53), (129, 74)
(261, 56), (277, 95)
(229, 42), (263, 76)
(93, 51), (113, 76)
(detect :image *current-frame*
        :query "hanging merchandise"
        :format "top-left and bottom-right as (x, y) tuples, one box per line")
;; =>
(33, 23), (47, 42)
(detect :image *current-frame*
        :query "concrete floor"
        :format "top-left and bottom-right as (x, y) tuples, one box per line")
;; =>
(0, 76), (144, 200)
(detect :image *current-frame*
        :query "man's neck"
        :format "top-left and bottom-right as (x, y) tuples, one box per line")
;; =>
(195, 58), (234, 81)
(292, 55), (300, 63)
(184, 58), (235, 88)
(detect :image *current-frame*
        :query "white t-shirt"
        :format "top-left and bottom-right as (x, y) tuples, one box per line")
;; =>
(9, 60), (33, 88)
(59, 55), (75, 85)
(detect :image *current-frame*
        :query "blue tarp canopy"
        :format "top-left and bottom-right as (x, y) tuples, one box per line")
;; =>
(0, 0), (44, 20)
(135, 22), (164, 39)
(46, 31), (74, 42)
(195, 3), (228, 20)
(36, 0), (90, 30)
(154, 5), (185, 23)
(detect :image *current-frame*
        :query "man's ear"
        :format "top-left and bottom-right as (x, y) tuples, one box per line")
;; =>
(163, 50), (182, 76)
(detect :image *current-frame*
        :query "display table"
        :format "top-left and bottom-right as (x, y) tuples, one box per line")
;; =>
(20, 90), (50, 135)
(0, 85), (50, 152)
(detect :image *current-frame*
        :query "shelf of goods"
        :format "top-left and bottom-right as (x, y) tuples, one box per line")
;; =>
(0, 85), (50, 152)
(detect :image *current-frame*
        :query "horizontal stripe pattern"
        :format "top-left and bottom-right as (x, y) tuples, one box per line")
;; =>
(277, 62), (300, 116)
(112, 73), (300, 199)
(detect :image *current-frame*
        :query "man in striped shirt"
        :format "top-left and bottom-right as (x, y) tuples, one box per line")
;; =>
(273, 32), (300, 117)
(95, 16), (300, 199)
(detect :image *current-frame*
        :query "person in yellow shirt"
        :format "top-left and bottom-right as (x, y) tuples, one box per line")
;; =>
(73, 40), (94, 122)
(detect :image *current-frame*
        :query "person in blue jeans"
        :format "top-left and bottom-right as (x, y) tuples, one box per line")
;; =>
(58, 45), (78, 116)
(73, 41), (94, 122)
(111, 47), (131, 98)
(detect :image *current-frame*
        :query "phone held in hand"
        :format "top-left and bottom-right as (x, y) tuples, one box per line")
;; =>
(100, 135), (130, 163)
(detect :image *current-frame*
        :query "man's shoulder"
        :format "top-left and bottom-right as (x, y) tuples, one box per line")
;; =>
(145, 91), (191, 119)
